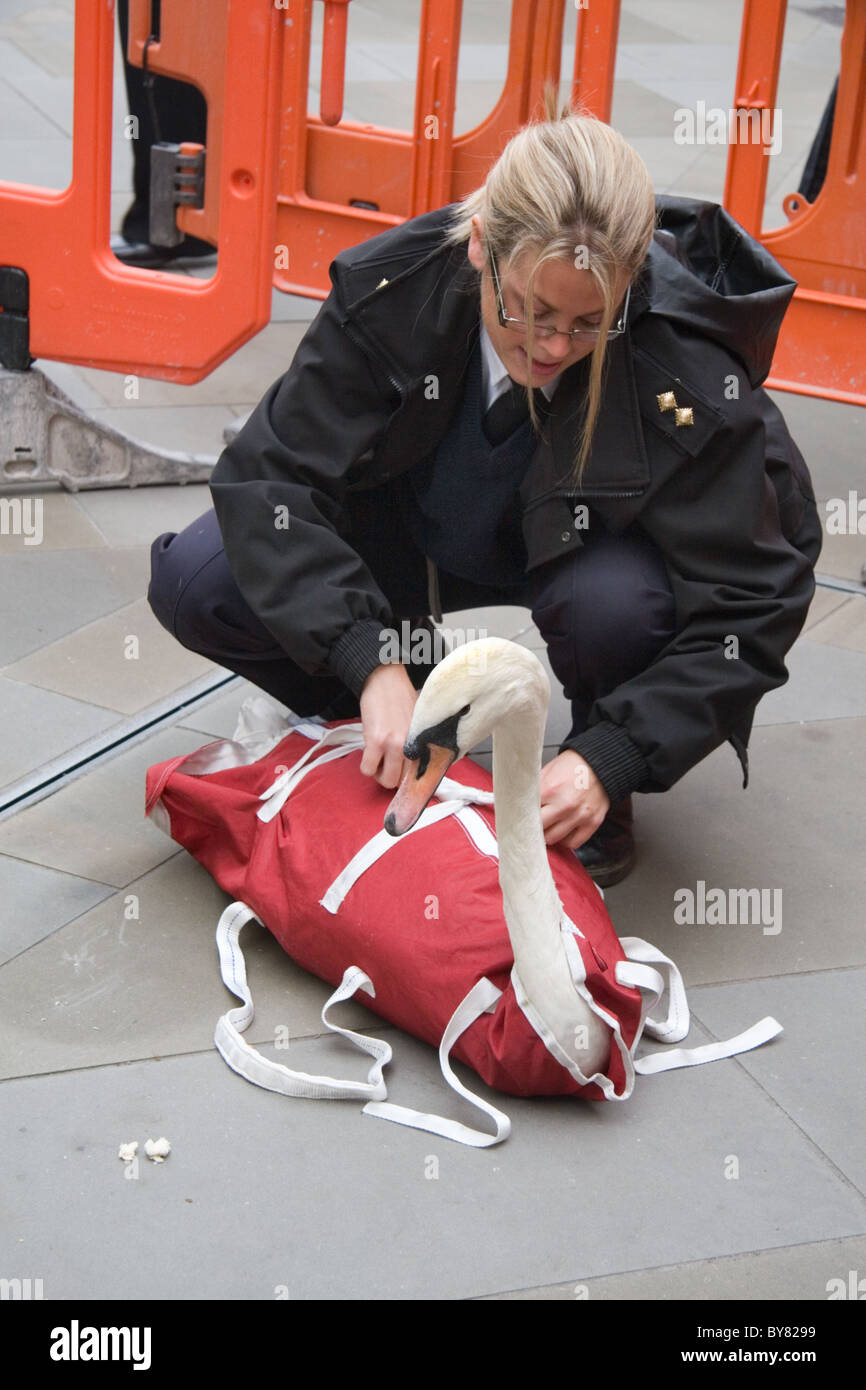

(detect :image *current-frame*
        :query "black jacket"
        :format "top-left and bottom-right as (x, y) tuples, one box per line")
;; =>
(210, 195), (822, 803)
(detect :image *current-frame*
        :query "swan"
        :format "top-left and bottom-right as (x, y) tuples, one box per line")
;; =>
(384, 635), (612, 1078)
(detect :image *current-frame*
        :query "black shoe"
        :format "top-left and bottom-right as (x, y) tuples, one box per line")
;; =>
(575, 796), (635, 887)
(110, 232), (217, 268)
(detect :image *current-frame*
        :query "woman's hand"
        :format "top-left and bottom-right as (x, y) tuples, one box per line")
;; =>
(539, 750), (610, 848)
(358, 662), (419, 789)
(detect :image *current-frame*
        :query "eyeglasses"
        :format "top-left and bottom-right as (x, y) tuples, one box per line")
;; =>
(487, 243), (631, 341)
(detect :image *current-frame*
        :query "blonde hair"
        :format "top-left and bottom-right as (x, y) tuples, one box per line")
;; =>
(442, 82), (656, 484)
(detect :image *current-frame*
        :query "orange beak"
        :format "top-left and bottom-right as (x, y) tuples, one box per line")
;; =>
(384, 743), (457, 835)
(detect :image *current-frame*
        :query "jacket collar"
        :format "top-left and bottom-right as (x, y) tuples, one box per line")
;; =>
(342, 234), (655, 498)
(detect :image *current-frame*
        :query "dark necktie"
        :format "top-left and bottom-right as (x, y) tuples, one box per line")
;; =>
(483, 379), (545, 446)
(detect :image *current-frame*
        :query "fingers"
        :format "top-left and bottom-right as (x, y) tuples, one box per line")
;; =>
(540, 796), (606, 847)
(358, 663), (419, 788)
(360, 733), (410, 789)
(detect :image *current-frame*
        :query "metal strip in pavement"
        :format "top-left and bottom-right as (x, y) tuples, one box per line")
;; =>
(814, 573), (866, 597)
(0, 673), (241, 823)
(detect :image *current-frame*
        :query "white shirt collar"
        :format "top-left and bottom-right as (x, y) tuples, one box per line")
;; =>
(479, 318), (562, 411)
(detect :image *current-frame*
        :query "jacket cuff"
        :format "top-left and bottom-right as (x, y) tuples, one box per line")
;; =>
(327, 619), (387, 699)
(559, 720), (650, 804)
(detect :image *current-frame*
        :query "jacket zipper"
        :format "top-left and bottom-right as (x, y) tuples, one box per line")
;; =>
(343, 318), (408, 400)
(523, 486), (646, 514)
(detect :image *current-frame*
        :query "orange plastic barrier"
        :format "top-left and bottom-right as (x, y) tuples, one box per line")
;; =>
(273, 0), (616, 299)
(2, 0), (860, 407)
(724, 0), (865, 405)
(0, 0), (282, 383)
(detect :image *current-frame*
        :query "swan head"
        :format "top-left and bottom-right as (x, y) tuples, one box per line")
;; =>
(384, 637), (549, 835)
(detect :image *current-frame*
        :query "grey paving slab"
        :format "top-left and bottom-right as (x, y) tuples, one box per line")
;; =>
(666, 152), (734, 204)
(0, 724), (212, 887)
(0, 75), (64, 139)
(3, 597), (219, 715)
(72, 323), (308, 410)
(0, 7), (46, 31)
(620, 71), (739, 117)
(177, 681), (259, 738)
(621, 6), (750, 46)
(611, 79), (688, 137)
(694, 969), (866, 1196)
(269, 287), (321, 323)
(483, 1234), (866, 1300)
(336, 40), (415, 84)
(0, 675), (119, 793)
(812, 530), (866, 585)
(0, 545), (151, 665)
(342, 79), (420, 139)
(85, 404), (237, 457)
(71, 482), (214, 550)
(0, 67), (73, 136)
(1, 998), (863, 1300)
(604, 716), (866, 985)
(0, 852), (114, 965)
(619, 11), (684, 45)
(0, 136), (69, 188)
(806, 597), (866, 654)
(30, 356), (110, 410)
(804, 586), (851, 631)
(0, 489), (106, 555)
(754, 636), (866, 724)
(11, 34), (74, 82)
(0, 850), (387, 1082)
(344, 0), (421, 45)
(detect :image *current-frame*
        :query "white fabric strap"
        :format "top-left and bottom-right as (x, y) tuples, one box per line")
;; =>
(256, 724), (496, 828)
(214, 903), (510, 1146)
(633, 1016), (783, 1074)
(617, 936), (691, 1042)
(320, 799), (488, 913)
(214, 901), (390, 1101)
(436, 776), (495, 806)
(363, 977), (511, 1148)
(616, 935), (783, 1074)
(257, 723), (366, 823)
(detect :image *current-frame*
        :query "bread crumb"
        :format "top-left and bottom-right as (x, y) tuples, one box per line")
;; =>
(118, 1141), (138, 1162)
(145, 1137), (171, 1163)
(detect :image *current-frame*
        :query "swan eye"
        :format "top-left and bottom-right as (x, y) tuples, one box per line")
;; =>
(407, 704), (471, 777)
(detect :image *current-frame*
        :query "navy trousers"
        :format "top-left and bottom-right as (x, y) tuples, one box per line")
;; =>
(148, 487), (676, 741)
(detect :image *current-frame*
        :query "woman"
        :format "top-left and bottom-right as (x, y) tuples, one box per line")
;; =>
(148, 86), (821, 886)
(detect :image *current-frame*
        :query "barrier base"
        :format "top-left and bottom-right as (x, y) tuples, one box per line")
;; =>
(0, 366), (216, 492)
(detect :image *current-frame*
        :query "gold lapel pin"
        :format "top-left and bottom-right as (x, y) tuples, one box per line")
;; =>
(376, 277), (389, 289)
(656, 390), (693, 426)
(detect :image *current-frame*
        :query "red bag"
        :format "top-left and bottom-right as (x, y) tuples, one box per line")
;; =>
(145, 679), (782, 1148)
